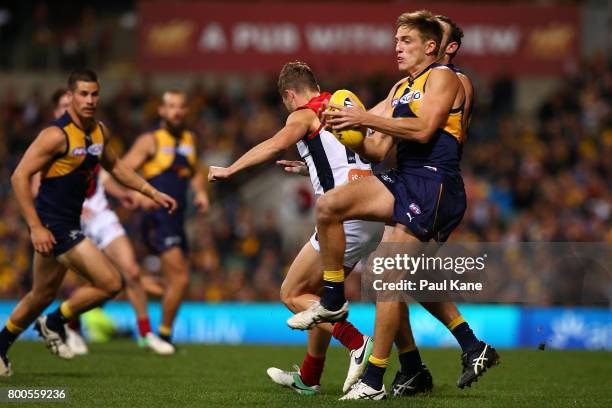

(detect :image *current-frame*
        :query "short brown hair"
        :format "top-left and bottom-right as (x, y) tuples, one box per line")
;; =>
(396, 10), (442, 55)
(277, 61), (319, 95)
(67, 68), (98, 91)
(51, 87), (68, 108)
(436, 15), (464, 59)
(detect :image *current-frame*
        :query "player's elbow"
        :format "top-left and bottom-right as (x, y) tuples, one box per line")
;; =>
(10, 169), (25, 189)
(412, 127), (435, 144)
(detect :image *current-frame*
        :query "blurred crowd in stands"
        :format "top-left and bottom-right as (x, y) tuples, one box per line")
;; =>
(0, 2), (609, 304)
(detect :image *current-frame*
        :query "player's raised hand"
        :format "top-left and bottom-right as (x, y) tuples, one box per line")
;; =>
(276, 160), (309, 176)
(30, 225), (56, 257)
(152, 191), (177, 214)
(208, 166), (231, 183)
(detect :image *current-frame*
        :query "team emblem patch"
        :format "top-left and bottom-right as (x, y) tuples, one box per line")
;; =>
(72, 147), (87, 156)
(409, 203), (421, 215)
(87, 144), (103, 155)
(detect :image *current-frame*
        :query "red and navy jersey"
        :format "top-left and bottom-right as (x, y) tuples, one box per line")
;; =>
(295, 93), (371, 195)
(35, 112), (104, 224)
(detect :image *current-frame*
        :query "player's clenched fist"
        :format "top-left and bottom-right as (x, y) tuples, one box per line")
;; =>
(208, 166), (231, 183)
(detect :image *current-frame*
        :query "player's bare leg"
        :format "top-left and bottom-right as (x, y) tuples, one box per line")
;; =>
(342, 225), (418, 399)
(271, 241), (373, 393)
(104, 236), (173, 354)
(389, 305), (434, 396)
(0, 254), (68, 375)
(288, 176), (393, 330)
(30, 239), (122, 360)
(10, 254), (68, 329)
(56, 240), (123, 312)
(158, 247), (189, 346)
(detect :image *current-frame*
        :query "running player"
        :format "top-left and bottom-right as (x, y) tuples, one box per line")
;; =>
(0, 69), (176, 376)
(122, 90), (209, 353)
(208, 61), (384, 395)
(289, 11), (498, 399)
(44, 88), (173, 355)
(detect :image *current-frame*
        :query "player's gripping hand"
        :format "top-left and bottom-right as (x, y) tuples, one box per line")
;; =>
(30, 225), (56, 257)
(151, 190), (177, 214)
(276, 160), (309, 176)
(323, 98), (365, 130)
(208, 166), (231, 183)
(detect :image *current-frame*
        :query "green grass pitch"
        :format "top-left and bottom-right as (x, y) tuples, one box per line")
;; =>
(1, 341), (610, 407)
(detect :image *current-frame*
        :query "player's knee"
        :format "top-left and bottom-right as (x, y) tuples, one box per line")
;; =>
(171, 270), (189, 290)
(123, 263), (142, 287)
(279, 286), (295, 312)
(104, 274), (123, 299)
(316, 194), (341, 224)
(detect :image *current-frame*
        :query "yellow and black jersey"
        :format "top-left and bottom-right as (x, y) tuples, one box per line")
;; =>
(141, 126), (197, 210)
(392, 62), (464, 174)
(35, 112), (104, 223)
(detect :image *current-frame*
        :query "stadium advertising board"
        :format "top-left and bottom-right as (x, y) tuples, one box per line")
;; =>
(138, 2), (579, 76)
(2, 302), (609, 350)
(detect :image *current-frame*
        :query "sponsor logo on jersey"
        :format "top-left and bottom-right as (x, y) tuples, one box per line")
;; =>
(162, 146), (175, 154)
(409, 202), (422, 215)
(87, 144), (103, 156)
(72, 147), (87, 156)
(176, 144), (194, 156)
(392, 89), (422, 107)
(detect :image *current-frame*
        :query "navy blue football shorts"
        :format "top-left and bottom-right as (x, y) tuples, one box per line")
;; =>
(141, 209), (188, 255)
(376, 168), (466, 242)
(39, 217), (86, 257)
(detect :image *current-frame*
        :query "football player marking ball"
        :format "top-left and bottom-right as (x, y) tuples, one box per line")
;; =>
(327, 89), (367, 150)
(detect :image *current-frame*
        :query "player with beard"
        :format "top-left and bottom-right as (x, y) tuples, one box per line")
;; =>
(122, 91), (209, 353)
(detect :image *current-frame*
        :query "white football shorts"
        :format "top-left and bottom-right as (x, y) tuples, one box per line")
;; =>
(81, 207), (126, 250)
(310, 219), (384, 268)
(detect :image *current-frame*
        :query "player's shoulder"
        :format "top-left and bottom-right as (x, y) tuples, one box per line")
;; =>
(35, 125), (68, 153)
(289, 106), (317, 124)
(98, 120), (111, 137)
(430, 64), (461, 84)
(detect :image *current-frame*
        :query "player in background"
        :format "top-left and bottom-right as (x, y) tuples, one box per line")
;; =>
(122, 90), (209, 354)
(41, 88), (174, 355)
(0, 69), (176, 376)
(289, 11), (499, 399)
(208, 62), (384, 395)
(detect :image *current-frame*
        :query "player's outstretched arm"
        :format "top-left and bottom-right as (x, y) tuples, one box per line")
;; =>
(10, 127), (65, 255)
(100, 170), (139, 209)
(208, 109), (312, 182)
(100, 127), (177, 213)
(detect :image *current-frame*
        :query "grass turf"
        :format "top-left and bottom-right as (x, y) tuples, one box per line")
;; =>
(1, 341), (610, 407)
